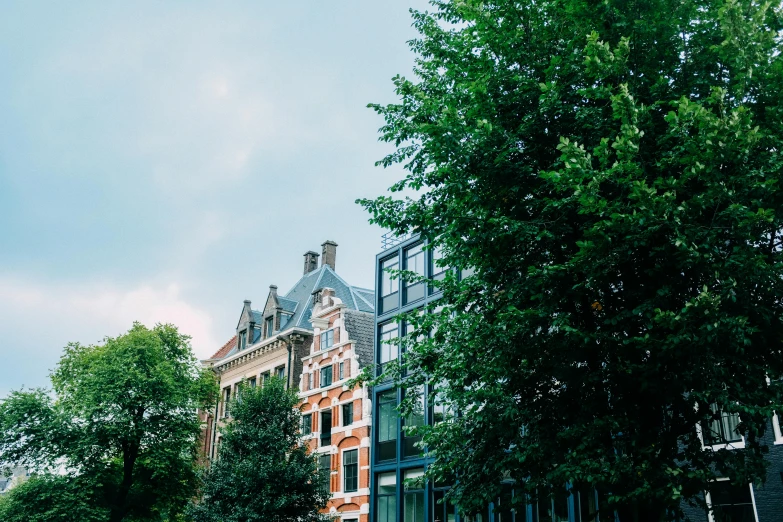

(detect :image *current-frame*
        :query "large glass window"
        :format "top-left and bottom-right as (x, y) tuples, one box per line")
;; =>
(405, 244), (425, 304)
(381, 255), (400, 313)
(343, 449), (358, 493)
(432, 485), (456, 522)
(319, 454), (331, 492)
(275, 366), (285, 380)
(379, 322), (399, 376)
(321, 366), (333, 388)
(432, 384), (455, 425)
(302, 413), (312, 436)
(403, 468), (425, 522)
(378, 390), (398, 462)
(709, 481), (756, 522)
(377, 472), (398, 522)
(432, 245), (446, 276)
(402, 386), (425, 459)
(239, 329), (247, 350)
(703, 404), (742, 445)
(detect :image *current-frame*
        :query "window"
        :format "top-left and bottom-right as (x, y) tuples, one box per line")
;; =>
(302, 414), (312, 436)
(431, 244), (447, 281)
(702, 404), (742, 446)
(321, 329), (335, 350)
(343, 519), (358, 522)
(377, 472), (397, 522)
(275, 366), (285, 380)
(379, 322), (399, 376)
(262, 371), (270, 385)
(343, 449), (358, 492)
(380, 255), (400, 313)
(575, 486), (599, 522)
(265, 316), (274, 338)
(222, 387), (231, 418)
(239, 329), (247, 350)
(494, 485), (515, 522)
(319, 454), (331, 492)
(404, 468), (425, 522)
(432, 384), (455, 424)
(708, 481), (757, 522)
(404, 244), (425, 304)
(321, 410), (332, 447)
(308, 373), (313, 391)
(248, 377), (257, 388)
(773, 411), (783, 444)
(321, 366), (333, 388)
(339, 361), (345, 380)
(378, 390), (398, 462)
(343, 403), (354, 426)
(432, 482), (456, 522)
(403, 387), (425, 458)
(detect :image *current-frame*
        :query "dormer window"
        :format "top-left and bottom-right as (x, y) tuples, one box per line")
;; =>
(279, 313), (290, 331)
(265, 317), (274, 338)
(238, 330), (247, 351)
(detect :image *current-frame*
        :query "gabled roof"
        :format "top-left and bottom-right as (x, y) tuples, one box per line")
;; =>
(209, 335), (237, 360)
(208, 264), (375, 363)
(281, 264), (375, 329)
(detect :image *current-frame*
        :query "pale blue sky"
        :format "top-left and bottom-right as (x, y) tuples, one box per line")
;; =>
(0, 1), (427, 395)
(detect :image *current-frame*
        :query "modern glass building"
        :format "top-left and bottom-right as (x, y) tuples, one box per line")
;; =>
(371, 234), (465, 522)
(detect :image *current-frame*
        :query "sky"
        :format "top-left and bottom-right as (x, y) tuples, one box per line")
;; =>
(0, 1), (429, 396)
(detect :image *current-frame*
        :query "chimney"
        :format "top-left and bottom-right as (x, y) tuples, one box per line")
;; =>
(303, 251), (320, 275)
(321, 240), (338, 271)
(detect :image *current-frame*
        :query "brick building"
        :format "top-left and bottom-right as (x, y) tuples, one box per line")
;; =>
(203, 241), (375, 521)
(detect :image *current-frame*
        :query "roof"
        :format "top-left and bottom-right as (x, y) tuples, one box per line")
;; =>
(209, 335), (237, 360)
(209, 264), (376, 362)
(281, 264), (375, 329)
(343, 309), (375, 368)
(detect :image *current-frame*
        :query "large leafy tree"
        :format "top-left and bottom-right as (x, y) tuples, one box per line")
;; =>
(189, 377), (330, 522)
(361, 0), (783, 519)
(0, 323), (215, 522)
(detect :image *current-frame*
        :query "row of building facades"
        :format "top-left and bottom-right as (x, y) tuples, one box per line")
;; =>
(200, 239), (783, 522)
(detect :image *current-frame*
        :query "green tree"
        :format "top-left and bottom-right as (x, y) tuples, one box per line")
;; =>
(360, 0), (783, 519)
(0, 323), (216, 522)
(189, 377), (330, 522)
(0, 474), (107, 522)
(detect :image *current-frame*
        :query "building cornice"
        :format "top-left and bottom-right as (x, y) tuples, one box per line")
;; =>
(214, 327), (312, 372)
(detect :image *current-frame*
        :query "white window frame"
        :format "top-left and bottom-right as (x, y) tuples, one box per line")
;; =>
(696, 404), (746, 451)
(340, 446), (360, 493)
(772, 411), (783, 445)
(705, 478), (759, 522)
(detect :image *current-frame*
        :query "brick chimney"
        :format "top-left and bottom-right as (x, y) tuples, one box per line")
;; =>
(321, 240), (337, 271)
(303, 251), (320, 275)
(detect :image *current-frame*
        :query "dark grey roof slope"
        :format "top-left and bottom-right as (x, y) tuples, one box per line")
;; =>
(344, 309), (375, 368)
(281, 264), (375, 329)
(278, 296), (298, 313)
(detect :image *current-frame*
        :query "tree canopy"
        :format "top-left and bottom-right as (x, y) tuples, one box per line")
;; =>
(0, 322), (215, 522)
(189, 377), (330, 522)
(360, 0), (783, 518)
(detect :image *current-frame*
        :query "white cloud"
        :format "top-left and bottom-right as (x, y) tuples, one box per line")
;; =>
(0, 276), (220, 360)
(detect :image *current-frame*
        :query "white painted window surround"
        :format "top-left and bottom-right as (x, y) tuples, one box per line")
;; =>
(704, 478), (758, 522)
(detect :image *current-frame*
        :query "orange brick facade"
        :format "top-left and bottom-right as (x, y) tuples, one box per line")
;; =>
(299, 289), (372, 522)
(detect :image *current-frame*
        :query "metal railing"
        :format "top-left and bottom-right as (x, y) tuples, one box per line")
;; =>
(381, 231), (412, 250)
